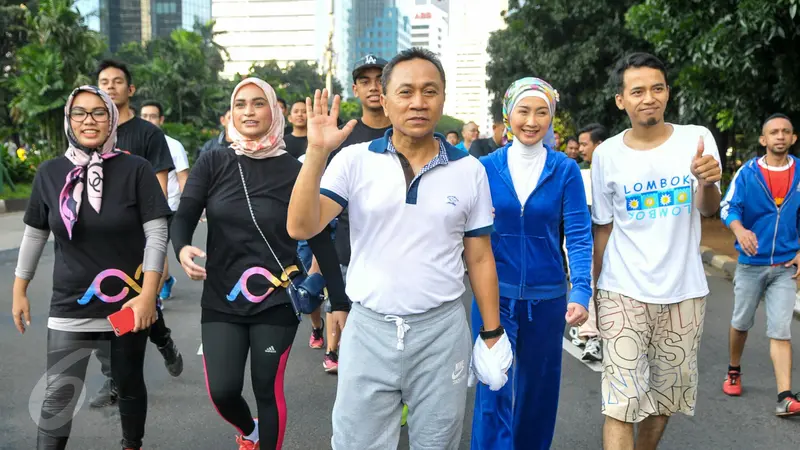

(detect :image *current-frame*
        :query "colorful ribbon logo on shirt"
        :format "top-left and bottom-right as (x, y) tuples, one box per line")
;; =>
(77, 264), (143, 305)
(226, 265), (299, 303)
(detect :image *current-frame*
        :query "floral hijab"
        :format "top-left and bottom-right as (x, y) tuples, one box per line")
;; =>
(502, 77), (560, 148)
(59, 85), (121, 239)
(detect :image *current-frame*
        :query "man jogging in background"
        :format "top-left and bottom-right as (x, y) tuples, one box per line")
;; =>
(591, 52), (721, 450)
(287, 48), (511, 449)
(90, 60), (180, 408)
(469, 113), (504, 159)
(719, 113), (800, 416)
(197, 109), (231, 159)
(569, 122), (608, 362)
(140, 100), (189, 302)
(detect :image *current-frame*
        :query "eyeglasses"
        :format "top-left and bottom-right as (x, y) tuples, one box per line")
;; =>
(69, 108), (110, 123)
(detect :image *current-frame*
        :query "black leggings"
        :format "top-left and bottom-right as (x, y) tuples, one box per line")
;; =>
(37, 328), (148, 449)
(96, 308), (171, 377)
(201, 317), (298, 449)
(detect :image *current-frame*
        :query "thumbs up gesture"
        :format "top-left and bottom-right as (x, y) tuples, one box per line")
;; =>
(690, 136), (721, 186)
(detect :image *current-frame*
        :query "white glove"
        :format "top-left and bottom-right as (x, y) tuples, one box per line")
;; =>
(468, 332), (513, 391)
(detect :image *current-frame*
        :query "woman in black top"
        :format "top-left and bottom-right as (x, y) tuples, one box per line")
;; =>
(11, 85), (171, 450)
(171, 77), (346, 450)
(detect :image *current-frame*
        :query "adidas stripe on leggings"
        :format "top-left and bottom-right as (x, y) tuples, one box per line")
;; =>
(201, 305), (298, 449)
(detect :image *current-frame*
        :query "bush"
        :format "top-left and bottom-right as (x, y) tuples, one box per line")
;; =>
(1, 142), (50, 184)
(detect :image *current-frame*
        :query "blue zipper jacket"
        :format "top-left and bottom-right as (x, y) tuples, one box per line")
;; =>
(720, 156), (800, 265)
(480, 144), (593, 309)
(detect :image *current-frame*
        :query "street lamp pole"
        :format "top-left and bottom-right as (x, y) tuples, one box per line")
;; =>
(325, 0), (335, 94)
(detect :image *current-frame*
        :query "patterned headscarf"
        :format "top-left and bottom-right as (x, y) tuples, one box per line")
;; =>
(226, 77), (287, 159)
(59, 86), (121, 240)
(502, 77), (560, 148)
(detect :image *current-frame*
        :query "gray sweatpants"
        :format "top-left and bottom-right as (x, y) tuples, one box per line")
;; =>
(331, 299), (472, 450)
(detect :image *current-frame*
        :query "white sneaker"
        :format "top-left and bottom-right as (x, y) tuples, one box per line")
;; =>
(581, 337), (602, 362)
(569, 327), (586, 348)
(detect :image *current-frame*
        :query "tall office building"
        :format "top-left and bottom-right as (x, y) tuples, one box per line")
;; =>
(444, 0), (508, 135)
(410, 0), (448, 57)
(349, 0), (412, 71)
(213, 0), (318, 78)
(316, 0), (352, 93)
(73, 0), (212, 52)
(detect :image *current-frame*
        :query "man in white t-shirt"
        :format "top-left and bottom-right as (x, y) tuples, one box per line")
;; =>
(140, 101), (189, 301)
(591, 53), (722, 450)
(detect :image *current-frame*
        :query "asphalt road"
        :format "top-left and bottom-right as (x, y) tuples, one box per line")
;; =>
(0, 224), (798, 449)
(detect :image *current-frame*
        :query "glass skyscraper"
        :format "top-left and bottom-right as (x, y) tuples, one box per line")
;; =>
(73, 0), (212, 52)
(349, 0), (412, 70)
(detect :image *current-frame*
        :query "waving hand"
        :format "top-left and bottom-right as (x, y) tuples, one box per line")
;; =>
(305, 89), (358, 155)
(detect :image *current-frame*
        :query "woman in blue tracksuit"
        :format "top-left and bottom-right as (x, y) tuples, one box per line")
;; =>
(470, 77), (593, 450)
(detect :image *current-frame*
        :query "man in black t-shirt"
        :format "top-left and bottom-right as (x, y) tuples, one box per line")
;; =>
(90, 60), (182, 407)
(284, 100), (309, 158)
(319, 54), (392, 373)
(96, 60), (174, 195)
(469, 114), (505, 159)
(277, 97), (293, 136)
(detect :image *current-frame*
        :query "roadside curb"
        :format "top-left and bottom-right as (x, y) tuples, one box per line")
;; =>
(700, 245), (800, 319)
(0, 198), (28, 214)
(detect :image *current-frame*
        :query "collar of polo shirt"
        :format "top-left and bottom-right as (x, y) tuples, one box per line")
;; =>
(367, 128), (471, 204)
(368, 128), (470, 163)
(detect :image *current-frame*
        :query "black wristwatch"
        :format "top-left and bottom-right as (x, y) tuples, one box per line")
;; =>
(479, 325), (505, 340)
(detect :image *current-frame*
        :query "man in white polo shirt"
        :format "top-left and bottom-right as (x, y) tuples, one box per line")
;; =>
(287, 47), (511, 449)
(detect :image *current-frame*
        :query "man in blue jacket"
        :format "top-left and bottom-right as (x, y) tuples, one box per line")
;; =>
(719, 113), (800, 416)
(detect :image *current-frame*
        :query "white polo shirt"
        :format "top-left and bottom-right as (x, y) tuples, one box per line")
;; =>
(320, 130), (494, 316)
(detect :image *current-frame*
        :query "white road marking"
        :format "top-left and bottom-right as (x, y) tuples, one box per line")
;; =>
(562, 337), (602, 372)
(197, 344), (203, 355)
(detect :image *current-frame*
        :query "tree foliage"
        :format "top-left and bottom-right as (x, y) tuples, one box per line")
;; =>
(240, 61), (344, 104)
(626, 0), (800, 139)
(9, 0), (105, 155)
(114, 22), (231, 128)
(0, 1), (34, 142)
(436, 115), (465, 136)
(486, 0), (653, 134)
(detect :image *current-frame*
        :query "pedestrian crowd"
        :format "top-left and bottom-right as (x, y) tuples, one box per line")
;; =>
(8, 44), (799, 450)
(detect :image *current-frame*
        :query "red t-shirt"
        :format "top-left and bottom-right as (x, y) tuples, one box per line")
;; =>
(759, 158), (795, 206)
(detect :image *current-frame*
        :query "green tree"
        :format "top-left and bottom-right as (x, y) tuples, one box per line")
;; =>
(486, 0), (653, 135)
(626, 0), (800, 154)
(242, 60), (344, 103)
(338, 99), (362, 123)
(114, 24), (231, 128)
(436, 115), (465, 135)
(0, 1), (38, 143)
(9, 0), (105, 155)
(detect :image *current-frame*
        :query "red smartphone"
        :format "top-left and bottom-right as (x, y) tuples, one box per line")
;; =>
(107, 308), (135, 336)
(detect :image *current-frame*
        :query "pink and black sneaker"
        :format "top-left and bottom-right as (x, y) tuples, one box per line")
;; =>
(323, 350), (339, 373)
(309, 323), (324, 349)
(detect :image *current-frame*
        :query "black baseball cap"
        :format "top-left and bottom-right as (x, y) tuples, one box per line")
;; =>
(352, 54), (388, 82)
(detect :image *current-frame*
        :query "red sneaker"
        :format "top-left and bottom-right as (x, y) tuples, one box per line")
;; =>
(236, 435), (259, 450)
(723, 370), (742, 396)
(309, 325), (324, 349)
(776, 394), (800, 417)
(323, 351), (339, 373)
